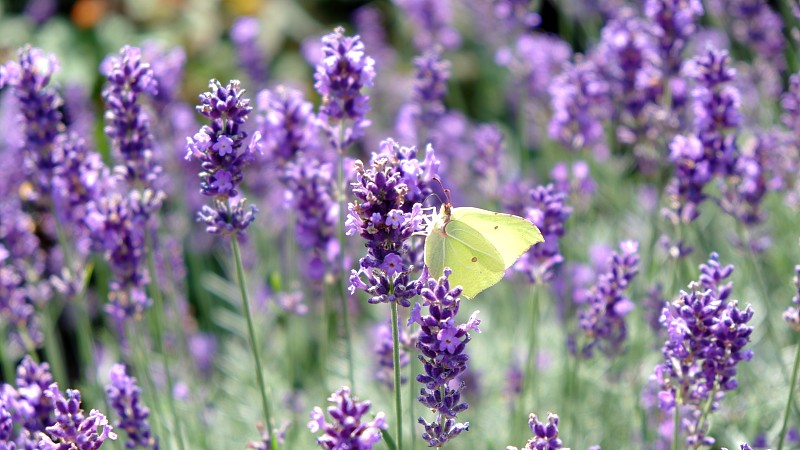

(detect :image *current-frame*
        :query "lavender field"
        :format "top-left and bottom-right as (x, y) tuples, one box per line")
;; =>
(2, 0), (800, 449)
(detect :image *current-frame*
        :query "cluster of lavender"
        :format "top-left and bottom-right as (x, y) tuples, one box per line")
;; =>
(231, 17), (268, 87)
(576, 240), (640, 357)
(185, 79), (261, 237)
(105, 364), (158, 449)
(506, 413), (563, 450)
(1, 356), (116, 449)
(510, 183), (573, 284)
(396, 49), (451, 146)
(314, 27), (376, 150)
(409, 268), (480, 446)
(784, 265), (800, 331)
(650, 253), (753, 447)
(394, 0), (460, 51)
(307, 387), (386, 449)
(372, 319), (415, 388)
(347, 139), (438, 306)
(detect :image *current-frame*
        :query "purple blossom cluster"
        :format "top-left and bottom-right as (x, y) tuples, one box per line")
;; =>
(506, 413), (563, 450)
(373, 320), (415, 388)
(105, 364), (158, 449)
(307, 387), (386, 449)
(185, 79), (262, 237)
(651, 253), (753, 447)
(393, 0), (461, 51)
(314, 27), (376, 150)
(577, 240), (640, 358)
(1, 356), (116, 449)
(511, 183), (572, 284)
(231, 17), (268, 86)
(256, 86), (320, 169)
(496, 33), (572, 102)
(784, 265), (800, 332)
(644, 0), (704, 76)
(347, 139), (438, 306)
(409, 268), (480, 447)
(101, 46), (160, 186)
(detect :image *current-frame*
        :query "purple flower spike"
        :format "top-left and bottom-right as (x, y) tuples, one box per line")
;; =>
(308, 387), (387, 449)
(187, 79), (261, 236)
(101, 45), (160, 185)
(39, 385), (117, 450)
(373, 320), (415, 388)
(231, 17), (268, 85)
(783, 265), (800, 332)
(577, 240), (640, 358)
(314, 27), (376, 150)
(644, 0), (704, 75)
(256, 86), (319, 168)
(507, 412), (564, 450)
(394, 0), (461, 50)
(410, 268), (477, 447)
(9, 355), (56, 432)
(105, 364), (158, 449)
(651, 252), (753, 447)
(347, 139), (438, 306)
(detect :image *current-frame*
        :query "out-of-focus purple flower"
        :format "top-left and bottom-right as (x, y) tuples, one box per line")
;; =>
(188, 333), (218, 376)
(256, 86), (320, 168)
(247, 422), (287, 450)
(87, 189), (163, 320)
(651, 253), (753, 447)
(782, 74), (800, 135)
(719, 133), (770, 225)
(645, 0), (704, 75)
(308, 387), (387, 449)
(373, 320), (415, 388)
(347, 139), (438, 306)
(497, 33), (571, 101)
(62, 83), (97, 146)
(506, 413), (563, 450)
(3, 355), (55, 433)
(576, 240), (640, 357)
(644, 283), (666, 335)
(729, 0), (785, 68)
(394, 0), (461, 50)
(353, 6), (397, 68)
(39, 385), (117, 450)
(314, 27), (376, 150)
(493, 0), (541, 31)
(283, 156), (338, 281)
(511, 183), (572, 284)
(101, 45), (160, 186)
(0, 45), (65, 196)
(24, 0), (56, 24)
(142, 43), (187, 111)
(410, 268), (477, 447)
(231, 17), (268, 86)
(396, 49), (451, 148)
(784, 265), (800, 332)
(105, 364), (157, 449)
(550, 160), (596, 208)
(469, 124), (505, 199)
(663, 134), (711, 224)
(186, 79), (261, 237)
(548, 58), (610, 155)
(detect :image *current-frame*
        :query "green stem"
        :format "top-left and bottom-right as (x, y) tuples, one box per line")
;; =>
(523, 286), (540, 412)
(41, 302), (67, 384)
(778, 339), (800, 450)
(73, 264), (102, 403)
(391, 301), (404, 450)
(336, 121), (356, 392)
(408, 344), (416, 450)
(0, 330), (14, 383)
(125, 321), (165, 444)
(672, 402), (680, 450)
(232, 235), (279, 450)
(145, 230), (187, 450)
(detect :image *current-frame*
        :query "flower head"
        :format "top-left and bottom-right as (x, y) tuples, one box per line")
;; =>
(507, 413), (563, 450)
(39, 386), (117, 450)
(105, 364), (158, 449)
(308, 387), (387, 449)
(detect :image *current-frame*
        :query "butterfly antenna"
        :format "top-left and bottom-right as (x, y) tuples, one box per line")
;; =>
(432, 177), (452, 205)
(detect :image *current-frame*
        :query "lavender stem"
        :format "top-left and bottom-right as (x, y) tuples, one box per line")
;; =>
(778, 340), (800, 450)
(232, 234), (278, 450)
(391, 299), (404, 450)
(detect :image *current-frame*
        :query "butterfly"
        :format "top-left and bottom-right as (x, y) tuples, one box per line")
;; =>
(423, 202), (544, 299)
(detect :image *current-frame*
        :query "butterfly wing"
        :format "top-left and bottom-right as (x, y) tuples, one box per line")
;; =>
(450, 207), (544, 269)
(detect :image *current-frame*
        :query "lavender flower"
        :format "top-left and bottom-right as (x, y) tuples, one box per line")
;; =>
(782, 74), (800, 135)
(497, 33), (572, 101)
(719, 133), (770, 225)
(577, 240), (640, 357)
(185, 79), (261, 237)
(728, 0), (785, 68)
(784, 265), (800, 332)
(663, 134), (711, 224)
(506, 413), (563, 450)
(393, 0), (461, 50)
(314, 27), (376, 150)
(39, 386), (117, 450)
(347, 139), (438, 306)
(396, 49), (450, 148)
(101, 45), (160, 186)
(644, 0), (704, 76)
(0, 45), (65, 195)
(469, 124), (505, 199)
(548, 58), (610, 154)
(307, 387), (387, 449)
(511, 183), (572, 284)
(410, 268), (480, 447)
(4, 355), (56, 433)
(105, 364), (158, 449)
(283, 156), (338, 280)
(256, 86), (319, 169)
(373, 320), (415, 388)
(651, 253), (753, 447)
(550, 161), (596, 208)
(231, 17), (268, 86)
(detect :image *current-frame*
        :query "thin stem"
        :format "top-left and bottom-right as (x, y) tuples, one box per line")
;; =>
(41, 302), (67, 384)
(0, 330), (14, 383)
(336, 121), (356, 392)
(391, 301), (404, 450)
(125, 320), (165, 445)
(523, 286), (540, 412)
(778, 339), (800, 450)
(408, 343), (416, 450)
(232, 235), (279, 450)
(145, 230), (187, 450)
(672, 403), (680, 450)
